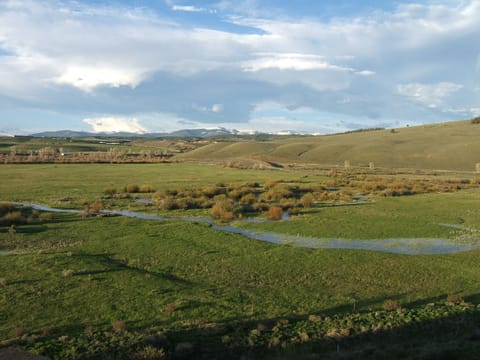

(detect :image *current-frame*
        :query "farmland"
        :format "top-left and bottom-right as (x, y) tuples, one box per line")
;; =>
(1, 121), (480, 359)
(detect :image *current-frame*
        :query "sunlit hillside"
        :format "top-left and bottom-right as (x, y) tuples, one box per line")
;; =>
(181, 120), (480, 171)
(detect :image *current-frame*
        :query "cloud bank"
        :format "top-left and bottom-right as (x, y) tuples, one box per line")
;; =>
(83, 117), (147, 133)
(0, 0), (479, 134)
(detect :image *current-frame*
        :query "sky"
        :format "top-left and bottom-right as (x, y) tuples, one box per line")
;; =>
(0, 0), (479, 135)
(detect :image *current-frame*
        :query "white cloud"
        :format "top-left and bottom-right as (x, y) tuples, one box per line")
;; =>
(83, 117), (148, 133)
(397, 82), (464, 108)
(211, 104), (224, 113)
(243, 53), (353, 72)
(171, 5), (203, 12)
(1, 0), (480, 133)
(193, 103), (224, 113)
(171, 5), (216, 13)
(55, 66), (145, 91)
(355, 70), (375, 76)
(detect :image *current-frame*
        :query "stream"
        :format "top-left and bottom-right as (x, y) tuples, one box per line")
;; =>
(4, 201), (479, 255)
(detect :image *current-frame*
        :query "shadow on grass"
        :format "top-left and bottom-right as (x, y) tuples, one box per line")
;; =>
(9, 295), (480, 360)
(69, 252), (192, 285)
(157, 298), (480, 360)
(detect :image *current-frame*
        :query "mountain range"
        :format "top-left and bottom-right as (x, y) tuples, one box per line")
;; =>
(27, 127), (308, 138)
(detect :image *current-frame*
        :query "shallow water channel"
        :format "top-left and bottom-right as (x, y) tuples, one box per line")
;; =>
(6, 201), (480, 255)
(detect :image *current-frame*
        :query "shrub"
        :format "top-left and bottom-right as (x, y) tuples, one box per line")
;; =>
(12, 326), (26, 338)
(0, 201), (14, 216)
(300, 193), (315, 208)
(113, 320), (126, 333)
(125, 183), (140, 193)
(134, 346), (166, 359)
(8, 225), (16, 237)
(265, 179), (282, 189)
(239, 193), (257, 205)
(62, 269), (74, 278)
(1, 211), (27, 226)
(139, 184), (156, 193)
(446, 293), (463, 305)
(279, 198), (297, 209)
(382, 299), (400, 311)
(103, 187), (117, 196)
(262, 184), (293, 202)
(471, 116), (480, 124)
(211, 199), (235, 221)
(158, 196), (177, 210)
(83, 199), (103, 216)
(266, 206), (283, 220)
(165, 303), (176, 314)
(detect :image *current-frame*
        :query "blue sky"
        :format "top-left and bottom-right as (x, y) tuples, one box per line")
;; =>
(0, 0), (479, 135)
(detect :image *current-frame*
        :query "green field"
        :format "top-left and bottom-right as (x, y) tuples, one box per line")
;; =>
(1, 163), (480, 359)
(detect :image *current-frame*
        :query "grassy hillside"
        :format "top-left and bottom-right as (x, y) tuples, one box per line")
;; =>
(181, 120), (480, 171)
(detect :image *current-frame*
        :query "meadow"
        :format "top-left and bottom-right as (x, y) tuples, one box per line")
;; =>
(1, 155), (480, 357)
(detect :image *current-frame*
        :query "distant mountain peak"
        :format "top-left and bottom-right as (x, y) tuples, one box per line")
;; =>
(29, 127), (313, 138)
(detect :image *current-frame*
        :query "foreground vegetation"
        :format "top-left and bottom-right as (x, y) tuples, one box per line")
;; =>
(1, 162), (480, 358)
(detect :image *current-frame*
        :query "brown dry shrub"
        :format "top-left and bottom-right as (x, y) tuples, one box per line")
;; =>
(62, 269), (74, 278)
(446, 293), (464, 306)
(266, 206), (283, 220)
(1, 211), (27, 226)
(300, 193), (315, 208)
(125, 183), (140, 193)
(0, 201), (15, 216)
(211, 199), (235, 221)
(113, 320), (126, 333)
(165, 303), (176, 314)
(83, 199), (103, 216)
(262, 184), (293, 202)
(139, 184), (156, 193)
(382, 299), (400, 311)
(103, 187), (117, 196)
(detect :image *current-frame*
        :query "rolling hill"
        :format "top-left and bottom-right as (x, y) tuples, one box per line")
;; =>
(180, 120), (480, 171)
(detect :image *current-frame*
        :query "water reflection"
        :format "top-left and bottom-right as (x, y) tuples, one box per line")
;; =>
(7, 202), (479, 255)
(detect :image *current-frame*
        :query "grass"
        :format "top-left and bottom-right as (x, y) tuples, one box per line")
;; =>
(236, 190), (480, 239)
(0, 163), (295, 205)
(1, 212), (480, 357)
(1, 163), (480, 358)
